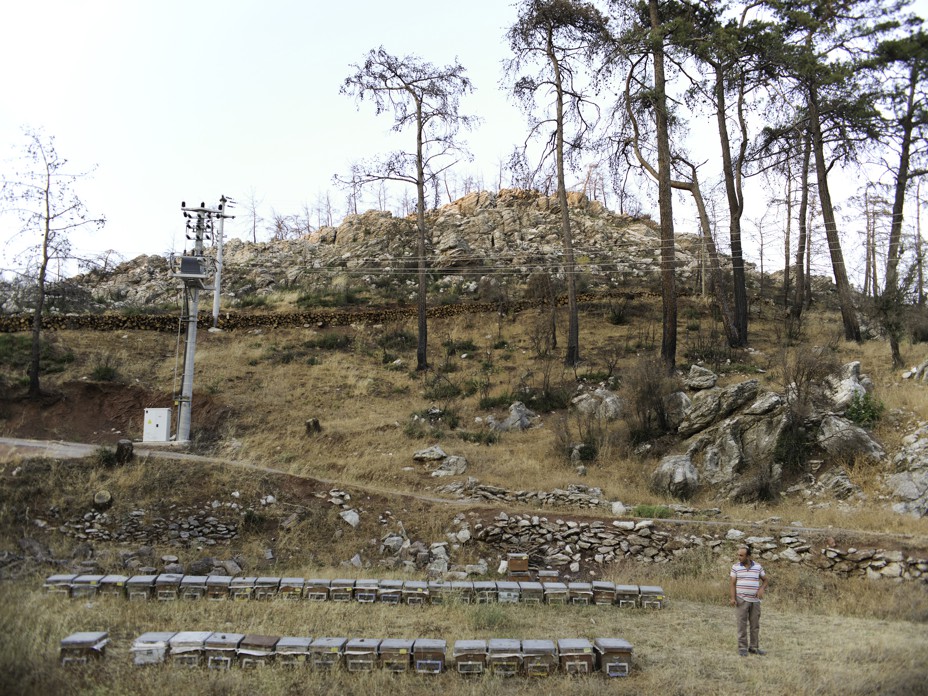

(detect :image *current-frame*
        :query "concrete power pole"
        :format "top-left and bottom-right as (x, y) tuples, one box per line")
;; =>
(212, 195), (235, 328)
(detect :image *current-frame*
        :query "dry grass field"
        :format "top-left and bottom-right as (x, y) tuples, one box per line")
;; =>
(1, 292), (928, 694)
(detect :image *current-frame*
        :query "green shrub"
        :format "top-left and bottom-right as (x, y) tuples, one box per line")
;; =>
(632, 504), (672, 518)
(90, 353), (120, 382)
(94, 447), (119, 468)
(478, 393), (513, 410)
(424, 375), (462, 400)
(845, 392), (884, 427)
(443, 338), (478, 356)
(621, 354), (682, 444)
(458, 430), (499, 445)
(305, 333), (352, 350)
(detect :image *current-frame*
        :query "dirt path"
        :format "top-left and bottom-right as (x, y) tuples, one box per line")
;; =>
(2, 436), (926, 552)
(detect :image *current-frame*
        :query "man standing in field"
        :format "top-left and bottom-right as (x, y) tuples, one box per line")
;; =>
(730, 544), (768, 656)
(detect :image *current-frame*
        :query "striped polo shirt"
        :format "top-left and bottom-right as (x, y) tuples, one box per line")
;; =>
(731, 561), (765, 602)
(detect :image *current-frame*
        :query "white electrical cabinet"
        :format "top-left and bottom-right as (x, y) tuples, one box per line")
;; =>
(143, 408), (171, 442)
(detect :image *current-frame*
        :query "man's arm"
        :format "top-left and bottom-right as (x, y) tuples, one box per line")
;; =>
(730, 574), (738, 605)
(758, 572), (768, 599)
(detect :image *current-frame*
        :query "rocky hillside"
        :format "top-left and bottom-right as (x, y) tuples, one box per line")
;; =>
(2, 189), (718, 315)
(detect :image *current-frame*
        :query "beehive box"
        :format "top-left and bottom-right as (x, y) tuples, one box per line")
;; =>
(98, 574), (128, 598)
(496, 580), (521, 603)
(522, 639), (558, 677)
(413, 638), (446, 674)
(304, 578), (331, 601)
(205, 632), (244, 670)
(275, 636), (312, 667)
(402, 580), (428, 605)
(378, 638), (413, 672)
(473, 580), (498, 604)
(428, 580), (451, 604)
(543, 581), (569, 605)
(70, 574), (104, 599)
(278, 577), (305, 600)
(453, 639), (487, 675)
(309, 637), (346, 670)
(639, 585), (666, 609)
(344, 638), (381, 672)
(253, 577), (280, 601)
(450, 581), (475, 604)
(230, 576), (257, 601)
(557, 638), (594, 675)
(568, 582), (593, 605)
(487, 638), (522, 676)
(519, 581), (544, 604)
(592, 580), (617, 605)
(536, 569), (559, 582)
(238, 634), (279, 668)
(43, 574), (77, 596)
(594, 637), (633, 677)
(169, 631), (212, 668)
(154, 573), (183, 601)
(329, 579), (355, 602)
(354, 579), (379, 603)
(205, 575), (232, 601)
(60, 632), (108, 666)
(131, 632), (176, 666)
(507, 552), (529, 574)
(180, 575), (207, 600)
(377, 579), (403, 604)
(126, 575), (156, 601)
(615, 584), (640, 608)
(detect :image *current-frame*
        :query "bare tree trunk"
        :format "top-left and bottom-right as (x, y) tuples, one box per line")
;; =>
(415, 103), (429, 372)
(29, 181), (52, 398)
(792, 130), (812, 320)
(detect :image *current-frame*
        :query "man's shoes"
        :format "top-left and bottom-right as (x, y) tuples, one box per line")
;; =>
(749, 648), (766, 655)
(738, 649), (748, 657)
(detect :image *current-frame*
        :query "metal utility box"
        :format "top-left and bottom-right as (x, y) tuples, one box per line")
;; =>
(180, 575), (207, 600)
(507, 552), (529, 574)
(543, 581), (569, 605)
(329, 579), (354, 602)
(230, 576), (256, 601)
(615, 584), (640, 608)
(453, 639), (487, 675)
(378, 638), (413, 672)
(594, 637), (633, 677)
(278, 577), (304, 600)
(354, 579), (378, 603)
(304, 578), (331, 601)
(519, 581), (544, 604)
(253, 576), (280, 601)
(568, 582), (593, 605)
(413, 638), (446, 674)
(205, 632), (244, 670)
(126, 575), (156, 601)
(377, 579), (403, 605)
(474, 580), (498, 604)
(206, 575), (232, 601)
(155, 573), (183, 601)
(238, 634), (279, 668)
(44, 574), (77, 596)
(60, 632), (108, 666)
(497, 580), (521, 603)
(309, 637), (346, 670)
(639, 585), (666, 609)
(558, 638), (594, 675)
(522, 639), (558, 677)
(275, 636), (312, 667)
(592, 580), (617, 605)
(132, 632), (176, 666)
(169, 631), (211, 668)
(143, 408), (171, 442)
(99, 574), (129, 598)
(344, 638), (381, 672)
(488, 639), (522, 676)
(403, 580), (428, 605)
(450, 581), (475, 604)
(70, 574), (104, 599)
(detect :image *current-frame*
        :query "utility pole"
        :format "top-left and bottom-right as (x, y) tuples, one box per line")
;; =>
(212, 195), (235, 328)
(172, 201), (220, 443)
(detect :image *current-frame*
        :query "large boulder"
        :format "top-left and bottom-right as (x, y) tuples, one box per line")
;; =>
(886, 422), (928, 517)
(678, 379), (759, 437)
(684, 365), (718, 390)
(824, 361), (871, 413)
(817, 415), (885, 462)
(490, 402), (538, 432)
(650, 455), (700, 500)
(571, 388), (622, 420)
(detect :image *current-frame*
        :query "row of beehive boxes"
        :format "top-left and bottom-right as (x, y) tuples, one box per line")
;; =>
(44, 574), (665, 608)
(60, 631), (634, 677)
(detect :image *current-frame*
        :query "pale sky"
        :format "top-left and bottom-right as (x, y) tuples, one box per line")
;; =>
(1, 0), (926, 281)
